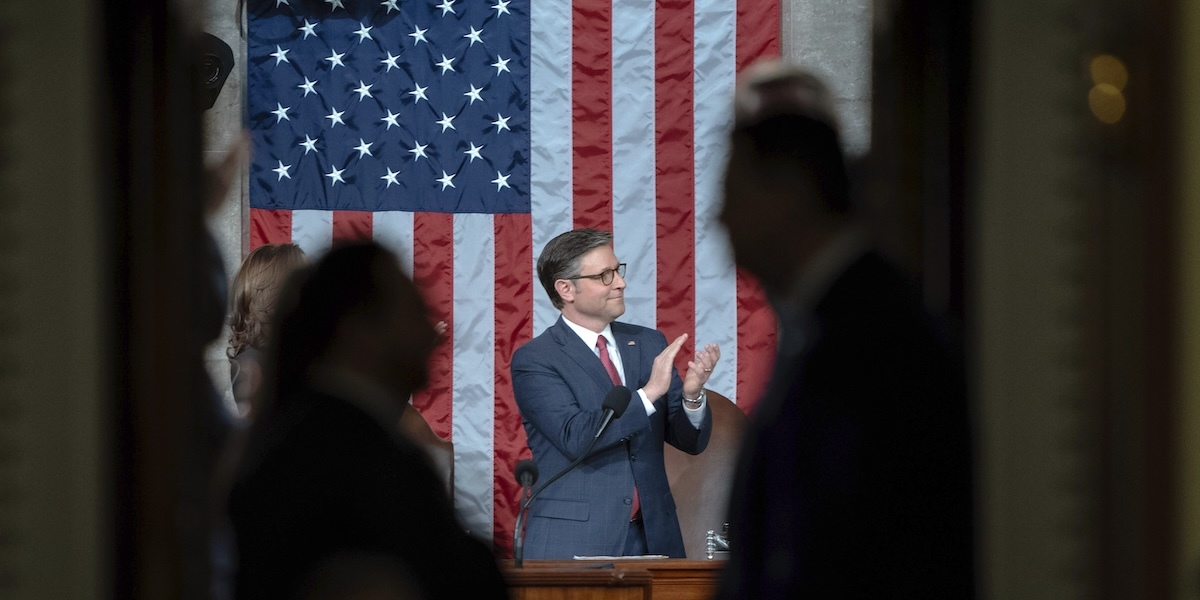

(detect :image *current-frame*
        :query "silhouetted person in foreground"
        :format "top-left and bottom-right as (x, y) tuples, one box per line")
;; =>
(226, 242), (508, 600)
(714, 61), (974, 599)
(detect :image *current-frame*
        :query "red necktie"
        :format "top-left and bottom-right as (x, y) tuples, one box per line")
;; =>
(596, 336), (640, 519)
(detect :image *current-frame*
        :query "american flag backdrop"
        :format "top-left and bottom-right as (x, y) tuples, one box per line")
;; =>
(246, 0), (779, 556)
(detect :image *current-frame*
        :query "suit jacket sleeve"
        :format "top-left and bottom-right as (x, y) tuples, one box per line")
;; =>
(635, 326), (712, 455)
(512, 321), (712, 461)
(511, 333), (647, 461)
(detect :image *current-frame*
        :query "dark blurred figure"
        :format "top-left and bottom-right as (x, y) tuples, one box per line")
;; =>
(226, 243), (307, 418)
(226, 242), (509, 600)
(298, 552), (426, 600)
(195, 139), (246, 600)
(714, 61), (974, 599)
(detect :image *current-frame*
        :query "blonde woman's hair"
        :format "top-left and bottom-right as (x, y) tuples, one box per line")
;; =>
(227, 243), (307, 358)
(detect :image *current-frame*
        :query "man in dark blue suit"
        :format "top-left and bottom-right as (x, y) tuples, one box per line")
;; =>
(714, 62), (974, 598)
(512, 228), (721, 558)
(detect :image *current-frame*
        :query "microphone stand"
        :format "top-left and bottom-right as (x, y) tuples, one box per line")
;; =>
(512, 433), (605, 568)
(513, 386), (630, 568)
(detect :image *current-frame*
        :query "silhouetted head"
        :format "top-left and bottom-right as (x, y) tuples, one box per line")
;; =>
(721, 60), (852, 294)
(265, 242), (437, 415)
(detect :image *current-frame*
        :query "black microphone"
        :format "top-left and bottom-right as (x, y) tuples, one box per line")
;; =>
(512, 386), (632, 567)
(511, 459), (539, 567)
(514, 459), (539, 490)
(595, 385), (633, 438)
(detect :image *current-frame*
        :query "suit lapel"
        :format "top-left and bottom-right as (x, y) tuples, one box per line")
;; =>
(551, 317), (617, 393)
(612, 325), (642, 390)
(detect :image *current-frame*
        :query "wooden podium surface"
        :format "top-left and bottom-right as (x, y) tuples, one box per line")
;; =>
(502, 559), (723, 600)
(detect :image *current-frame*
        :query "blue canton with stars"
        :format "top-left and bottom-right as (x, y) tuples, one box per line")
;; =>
(247, 0), (530, 213)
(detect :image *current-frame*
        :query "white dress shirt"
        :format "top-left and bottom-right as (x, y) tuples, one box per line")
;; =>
(561, 316), (705, 428)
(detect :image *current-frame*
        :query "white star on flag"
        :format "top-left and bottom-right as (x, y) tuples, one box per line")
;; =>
(299, 134), (318, 154)
(465, 26), (484, 46)
(464, 142), (484, 162)
(270, 45), (290, 65)
(409, 142), (428, 160)
(409, 26), (428, 45)
(437, 170), (456, 189)
(381, 51), (401, 72)
(355, 139), (373, 157)
(325, 107), (345, 127)
(464, 84), (484, 104)
(326, 49), (346, 69)
(381, 109), (401, 129)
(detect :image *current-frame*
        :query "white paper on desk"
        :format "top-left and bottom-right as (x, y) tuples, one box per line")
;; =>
(572, 555), (669, 560)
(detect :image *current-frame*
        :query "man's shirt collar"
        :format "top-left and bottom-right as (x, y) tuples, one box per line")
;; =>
(561, 315), (615, 352)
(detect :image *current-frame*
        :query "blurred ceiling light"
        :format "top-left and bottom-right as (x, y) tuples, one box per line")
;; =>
(1089, 83), (1126, 124)
(1090, 54), (1128, 91)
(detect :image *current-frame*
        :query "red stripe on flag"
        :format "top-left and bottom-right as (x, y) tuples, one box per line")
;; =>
(735, 270), (775, 415)
(736, 0), (781, 71)
(492, 213), (534, 557)
(332, 210), (373, 245)
(411, 212), (455, 439)
(249, 208), (293, 251)
(733, 0), (781, 414)
(571, 0), (613, 231)
(655, 0), (696, 369)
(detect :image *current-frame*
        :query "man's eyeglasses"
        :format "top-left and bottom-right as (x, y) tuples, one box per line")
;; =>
(568, 263), (627, 286)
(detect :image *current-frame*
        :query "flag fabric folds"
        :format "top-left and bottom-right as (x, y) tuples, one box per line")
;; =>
(246, 0), (779, 556)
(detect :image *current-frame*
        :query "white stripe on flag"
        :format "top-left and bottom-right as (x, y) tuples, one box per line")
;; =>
(373, 211), (416, 277)
(530, 1), (574, 336)
(452, 213), (496, 541)
(612, 0), (658, 330)
(693, 0), (740, 402)
(291, 210), (333, 258)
